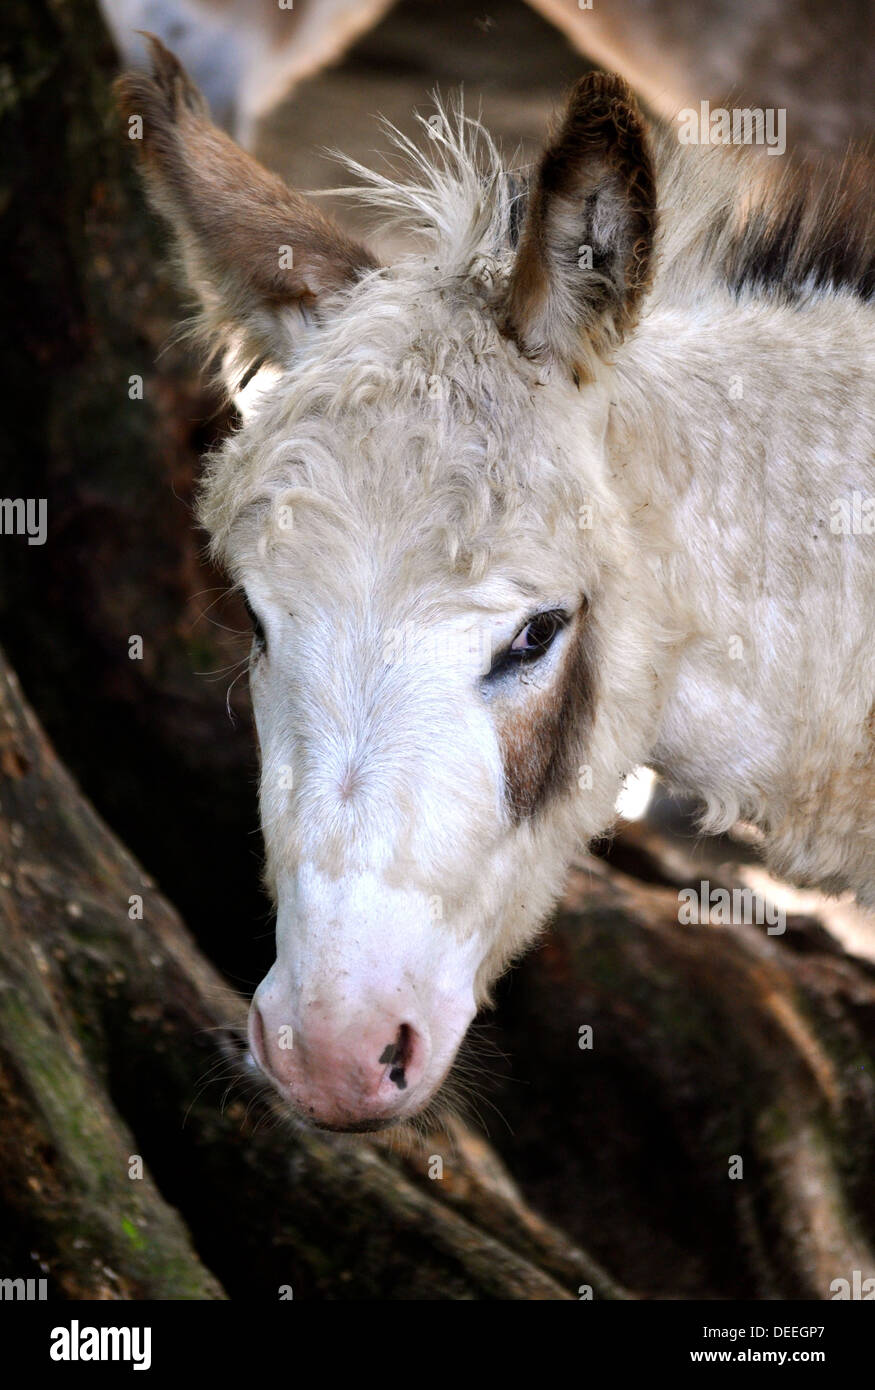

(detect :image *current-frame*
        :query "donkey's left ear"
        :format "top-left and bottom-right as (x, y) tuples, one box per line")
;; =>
(115, 35), (378, 389)
(503, 72), (656, 380)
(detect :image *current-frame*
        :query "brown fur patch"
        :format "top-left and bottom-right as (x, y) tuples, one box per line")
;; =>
(495, 605), (597, 822)
(503, 71), (656, 371)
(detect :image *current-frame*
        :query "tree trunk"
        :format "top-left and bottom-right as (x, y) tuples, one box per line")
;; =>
(0, 0), (262, 988)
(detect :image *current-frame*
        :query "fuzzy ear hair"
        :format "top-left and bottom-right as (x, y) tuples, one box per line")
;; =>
(502, 71), (656, 380)
(115, 35), (378, 389)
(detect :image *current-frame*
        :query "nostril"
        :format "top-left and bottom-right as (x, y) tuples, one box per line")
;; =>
(379, 1022), (417, 1091)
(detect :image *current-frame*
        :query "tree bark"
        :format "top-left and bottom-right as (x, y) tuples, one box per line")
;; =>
(0, 0), (261, 987)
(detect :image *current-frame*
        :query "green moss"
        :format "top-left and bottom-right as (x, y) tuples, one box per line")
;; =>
(121, 1217), (147, 1250)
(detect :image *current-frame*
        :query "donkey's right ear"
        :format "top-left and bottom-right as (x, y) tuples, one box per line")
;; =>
(115, 35), (378, 389)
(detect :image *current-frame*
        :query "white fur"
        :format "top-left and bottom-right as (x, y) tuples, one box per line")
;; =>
(187, 105), (874, 1119)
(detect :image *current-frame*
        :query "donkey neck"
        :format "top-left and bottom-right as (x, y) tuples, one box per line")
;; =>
(607, 288), (875, 830)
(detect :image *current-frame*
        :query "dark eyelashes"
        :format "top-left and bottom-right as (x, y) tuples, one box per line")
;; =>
(243, 595), (267, 652)
(485, 609), (570, 680)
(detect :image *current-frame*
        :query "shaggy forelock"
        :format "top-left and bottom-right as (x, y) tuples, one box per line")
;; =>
(198, 268), (596, 587)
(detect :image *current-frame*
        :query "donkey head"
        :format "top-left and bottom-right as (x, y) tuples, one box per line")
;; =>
(120, 41), (665, 1130)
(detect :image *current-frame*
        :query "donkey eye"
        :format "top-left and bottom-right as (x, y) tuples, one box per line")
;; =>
(243, 595), (267, 654)
(486, 609), (568, 680)
(511, 611), (565, 656)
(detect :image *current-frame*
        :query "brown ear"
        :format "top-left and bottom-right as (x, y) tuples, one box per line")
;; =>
(115, 35), (377, 386)
(502, 72), (656, 380)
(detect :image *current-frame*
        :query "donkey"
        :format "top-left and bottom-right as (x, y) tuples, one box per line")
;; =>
(119, 39), (875, 1131)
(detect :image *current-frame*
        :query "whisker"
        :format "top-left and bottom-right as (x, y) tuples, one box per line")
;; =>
(225, 667), (250, 721)
(193, 654), (251, 680)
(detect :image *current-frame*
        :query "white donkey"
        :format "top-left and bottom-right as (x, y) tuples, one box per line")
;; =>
(119, 39), (875, 1131)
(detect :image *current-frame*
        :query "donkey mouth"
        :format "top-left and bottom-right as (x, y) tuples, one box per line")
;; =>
(308, 1114), (401, 1134)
